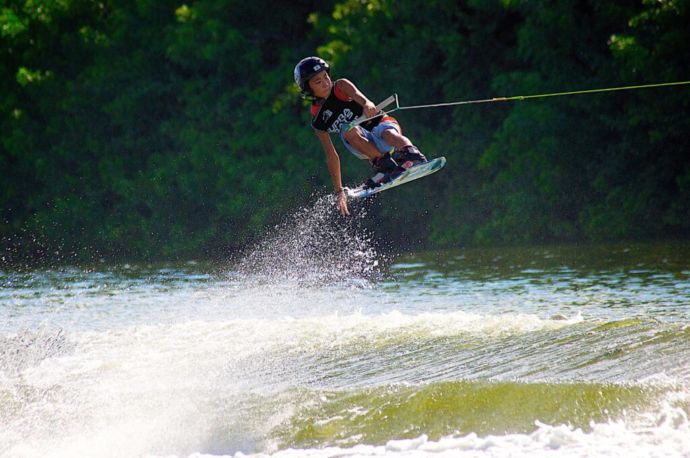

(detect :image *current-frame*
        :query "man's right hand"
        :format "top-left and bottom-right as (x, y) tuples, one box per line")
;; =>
(363, 100), (378, 119)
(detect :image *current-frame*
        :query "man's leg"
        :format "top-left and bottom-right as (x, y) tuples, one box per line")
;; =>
(380, 128), (412, 150)
(342, 126), (406, 189)
(379, 127), (427, 166)
(343, 127), (384, 161)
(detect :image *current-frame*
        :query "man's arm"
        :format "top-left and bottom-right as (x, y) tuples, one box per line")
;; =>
(315, 129), (350, 216)
(336, 79), (378, 119)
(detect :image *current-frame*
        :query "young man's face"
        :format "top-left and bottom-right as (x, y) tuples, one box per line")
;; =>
(308, 70), (332, 98)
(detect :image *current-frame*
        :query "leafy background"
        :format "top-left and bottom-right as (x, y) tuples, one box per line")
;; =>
(1, 0), (688, 264)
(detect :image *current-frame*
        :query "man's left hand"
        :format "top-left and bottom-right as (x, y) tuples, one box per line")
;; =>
(337, 191), (350, 216)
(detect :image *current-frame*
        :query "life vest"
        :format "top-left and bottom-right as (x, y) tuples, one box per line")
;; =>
(311, 80), (383, 134)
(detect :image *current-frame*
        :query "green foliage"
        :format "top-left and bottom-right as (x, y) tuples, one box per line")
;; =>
(1, 0), (688, 264)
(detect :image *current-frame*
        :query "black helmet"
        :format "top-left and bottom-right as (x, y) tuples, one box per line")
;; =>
(294, 56), (330, 97)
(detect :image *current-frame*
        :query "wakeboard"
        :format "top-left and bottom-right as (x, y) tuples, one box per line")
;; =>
(345, 156), (446, 199)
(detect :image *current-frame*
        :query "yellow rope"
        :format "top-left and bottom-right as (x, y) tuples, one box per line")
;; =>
(391, 81), (690, 112)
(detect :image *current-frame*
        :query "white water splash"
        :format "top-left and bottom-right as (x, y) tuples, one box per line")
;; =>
(236, 195), (384, 285)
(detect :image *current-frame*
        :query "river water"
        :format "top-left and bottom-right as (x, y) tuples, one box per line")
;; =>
(1, 198), (689, 457)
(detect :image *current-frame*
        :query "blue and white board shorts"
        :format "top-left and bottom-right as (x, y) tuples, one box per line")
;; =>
(339, 120), (401, 160)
